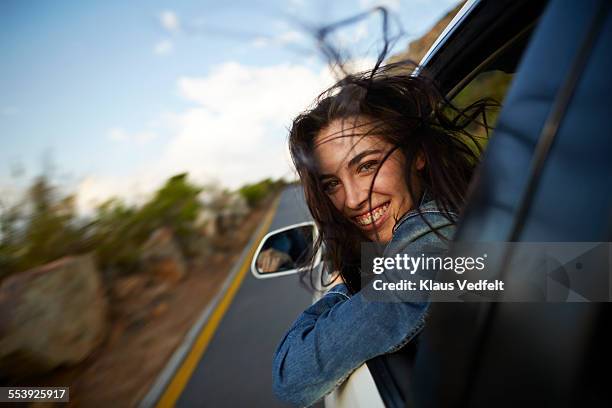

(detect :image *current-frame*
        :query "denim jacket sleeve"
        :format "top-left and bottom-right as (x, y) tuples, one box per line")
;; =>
(272, 203), (455, 407)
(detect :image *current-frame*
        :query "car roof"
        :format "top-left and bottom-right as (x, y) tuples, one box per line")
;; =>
(415, 0), (481, 75)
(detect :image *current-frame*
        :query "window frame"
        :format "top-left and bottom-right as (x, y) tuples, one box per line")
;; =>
(365, 1), (550, 406)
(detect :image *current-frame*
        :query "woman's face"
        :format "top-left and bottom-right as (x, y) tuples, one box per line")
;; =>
(314, 117), (423, 243)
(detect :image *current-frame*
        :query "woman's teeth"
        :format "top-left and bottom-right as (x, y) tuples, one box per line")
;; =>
(355, 203), (389, 226)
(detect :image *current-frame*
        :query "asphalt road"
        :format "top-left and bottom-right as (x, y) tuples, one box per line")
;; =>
(177, 186), (320, 407)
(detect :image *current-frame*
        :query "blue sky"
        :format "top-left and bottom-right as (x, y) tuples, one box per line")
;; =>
(1, 0), (458, 213)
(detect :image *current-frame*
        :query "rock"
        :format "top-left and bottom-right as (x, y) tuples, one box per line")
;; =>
(150, 301), (168, 318)
(151, 258), (184, 285)
(112, 275), (148, 300)
(190, 235), (213, 259)
(0, 254), (108, 379)
(197, 192), (250, 237)
(140, 228), (186, 285)
(197, 208), (220, 237)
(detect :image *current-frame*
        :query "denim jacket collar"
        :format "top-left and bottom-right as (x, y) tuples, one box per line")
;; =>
(391, 192), (457, 242)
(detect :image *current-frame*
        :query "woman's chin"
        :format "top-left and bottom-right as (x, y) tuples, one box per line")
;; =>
(365, 225), (392, 243)
(370, 232), (391, 243)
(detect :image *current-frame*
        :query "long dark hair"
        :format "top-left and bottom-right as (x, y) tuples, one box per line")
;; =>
(289, 10), (495, 293)
(289, 60), (495, 293)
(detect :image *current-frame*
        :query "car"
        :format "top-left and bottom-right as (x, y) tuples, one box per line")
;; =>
(251, 0), (612, 406)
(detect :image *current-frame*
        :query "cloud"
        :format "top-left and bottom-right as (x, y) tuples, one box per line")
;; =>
(76, 174), (159, 216)
(354, 21), (370, 42)
(325, 56), (377, 79)
(108, 127), (157, 144)
(73, 62), (335, 214)
(159, 10), (180, 33)
(277, 30), (304, 45)
(153, 39), (174, 55)
(286, 0), (307, 14)
(162, 62), (336, 189)
(251, 37), (270, 48)
(76, 60), (376, 214)
(250, 30), (305, 49)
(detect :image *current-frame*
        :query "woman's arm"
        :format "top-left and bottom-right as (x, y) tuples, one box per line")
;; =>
(272, 282), (428, 406)
(272, 218), (454, 407)
(273, 284), (427, 406)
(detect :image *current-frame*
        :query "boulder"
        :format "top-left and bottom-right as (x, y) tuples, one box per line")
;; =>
(140, 227), (186, 284)
(197, 192), (250, 238)
(196, 208), (219, 237)
(112, 275), (148, 300)
(0, 254), (108, 379)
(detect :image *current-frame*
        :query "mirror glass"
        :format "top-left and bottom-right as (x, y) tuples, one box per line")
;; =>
(255, 225), (314, 274)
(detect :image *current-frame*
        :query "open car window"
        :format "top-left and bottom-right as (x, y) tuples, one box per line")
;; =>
(410, 0), (612, 406)
(366, 1), (549, 407)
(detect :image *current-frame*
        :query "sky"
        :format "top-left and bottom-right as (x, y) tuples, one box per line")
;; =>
(0, 0), (458, 214)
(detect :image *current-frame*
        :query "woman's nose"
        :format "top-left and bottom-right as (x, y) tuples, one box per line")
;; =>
(344, 180), (369, 210)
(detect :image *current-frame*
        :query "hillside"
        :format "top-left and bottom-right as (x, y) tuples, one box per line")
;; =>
(390, 2), (464, 64)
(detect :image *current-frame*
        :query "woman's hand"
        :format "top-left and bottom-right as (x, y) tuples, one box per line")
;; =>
(256, 248), (292, 273)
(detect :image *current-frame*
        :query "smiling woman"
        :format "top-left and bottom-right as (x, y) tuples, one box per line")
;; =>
(272, 62), (494, 406)
(289, 66), (491, 292)
(314, 116), (419, 243)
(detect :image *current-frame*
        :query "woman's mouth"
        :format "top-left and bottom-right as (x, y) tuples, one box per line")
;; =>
(353, 202), (390, 227)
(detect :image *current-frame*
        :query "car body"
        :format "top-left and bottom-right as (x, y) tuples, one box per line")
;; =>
(252, 0), (612, 406)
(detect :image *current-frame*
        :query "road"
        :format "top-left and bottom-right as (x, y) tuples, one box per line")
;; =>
(176, 186), (320, 407)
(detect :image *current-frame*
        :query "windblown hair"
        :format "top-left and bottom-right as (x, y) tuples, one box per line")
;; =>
(288, 59), (496, 293)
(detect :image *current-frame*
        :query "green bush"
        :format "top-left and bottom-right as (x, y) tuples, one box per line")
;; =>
(0, 177), (83, 279)
(90, 173), (203, 274)
(0, 173), (205, 281)
(0, 173), (289, 282)
(238, 178), (286, 207)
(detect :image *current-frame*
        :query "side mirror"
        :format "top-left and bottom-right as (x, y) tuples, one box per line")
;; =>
(250, 221), (322, 279)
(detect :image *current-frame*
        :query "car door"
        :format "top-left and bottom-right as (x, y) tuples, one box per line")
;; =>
(410, 1), (612, 407)
(361, 0), (552, 407)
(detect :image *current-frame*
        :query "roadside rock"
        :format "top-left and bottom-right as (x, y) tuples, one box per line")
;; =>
(141, 227), (186, 285)
(198, 208), (220, 237)
(112, 275), (148, 300)
(197, 191), (249, 237)
(0, 254), (108, 379)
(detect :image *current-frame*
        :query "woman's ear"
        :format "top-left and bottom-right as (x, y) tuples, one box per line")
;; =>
(415, 151), (426, 171)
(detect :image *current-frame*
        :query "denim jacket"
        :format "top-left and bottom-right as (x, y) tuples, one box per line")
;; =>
(272, 199), (456, 407)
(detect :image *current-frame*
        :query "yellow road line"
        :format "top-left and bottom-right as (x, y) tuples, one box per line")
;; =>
(156, 197), (280, 408)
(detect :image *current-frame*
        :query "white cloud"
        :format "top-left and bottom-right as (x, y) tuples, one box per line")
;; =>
(251, 37), (270, 48)
(76, 62), (343, 214)
(108, 127), (157, 144)
(154, 39), (174, 55)
(76, 174), (158, 216)
(163, 62), (335, 189)
(277, 30), (304, 45)
(354, 21), (370, 42)
(249, 30), (305, 49)
(326, 56), (377, 79)
(74, 58), (392, 214)
(286, 0), (306, 14)
(159, 10), (180, 33)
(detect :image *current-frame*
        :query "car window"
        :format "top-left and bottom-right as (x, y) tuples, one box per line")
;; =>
(412, 1), (612, 406)
(367, 2), (547, 406)
(451, 70), (514, 140)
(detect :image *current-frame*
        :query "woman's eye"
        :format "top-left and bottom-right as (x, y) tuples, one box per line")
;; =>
(323, 180), (340, 193)
(358, 160), (379, 173)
